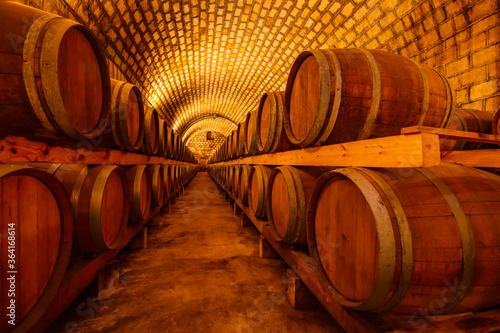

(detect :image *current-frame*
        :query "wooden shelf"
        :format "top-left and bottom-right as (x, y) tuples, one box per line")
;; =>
(212, 133), (441, 168)
(210, 173), (500, 333)
(0, 134), (196, 165)
(29, 176), (196, 332)
(211, 127), (500, 168)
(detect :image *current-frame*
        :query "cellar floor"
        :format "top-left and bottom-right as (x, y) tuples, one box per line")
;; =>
(49, 172), (343, 333)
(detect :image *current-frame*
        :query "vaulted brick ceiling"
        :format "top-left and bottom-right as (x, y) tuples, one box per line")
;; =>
(18, 0), (500, 160)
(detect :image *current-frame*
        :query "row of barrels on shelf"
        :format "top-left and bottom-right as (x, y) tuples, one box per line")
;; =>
(208, 163), (500, 316)
(0, 163), (198, 333)
(0, 2), (195, 163)
(209, 48), (499, 163)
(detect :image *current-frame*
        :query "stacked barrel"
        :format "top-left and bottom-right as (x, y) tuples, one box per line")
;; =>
(0, 3), (198, 332)
(208, 48), (500, 317)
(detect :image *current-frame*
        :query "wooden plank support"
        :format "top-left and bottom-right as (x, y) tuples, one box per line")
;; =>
(234, 202), (242, 216)
(149, 214), (163, 227)
(259, 234), (279, 259)
(286, 269), (316, 309)
(211, 133), (440, 168)
(0, 134), (196, 165)
(441, 149), (500, 168)
(402, 126), (500, 144)
(241, 214), (252, 228)
(129, 227), (148, 250)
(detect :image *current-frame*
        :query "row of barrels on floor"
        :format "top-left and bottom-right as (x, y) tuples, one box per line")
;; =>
(0, 163), (198, 332)
(208, 163), (500, 317)
(0, 2), (195, 163)
(208, 47), (500, 163)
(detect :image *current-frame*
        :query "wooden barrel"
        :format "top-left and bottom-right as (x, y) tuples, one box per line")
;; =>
(0, 3), (111, 141)
(257, 92), (296, 154)
(126, 165), (151, 222)
(307, 164), (500, 314)
(232, 165), (240, 197)
(284, 49), (455, 147)
(238, 164), (252, 205)
(149, 165), (164, 207)
(0, 165), (73, 333)
(171, 132), (180, 160)
(141, 107), (160, 155)
(157, 119), (169, 157)
(267, 166), (325, 245)
(244, 111), (258, 156)
(441, 108), (495, 150)
(248, 165), (274, 219)
(46, 164), (129, 253)
(104, 79), (144, 151)
(162, 164), (172, 200)
(237, 122), (246, 157)
(166, 127), (175, 159)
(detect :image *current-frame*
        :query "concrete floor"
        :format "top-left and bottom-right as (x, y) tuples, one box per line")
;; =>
(49, 172), (343, 333)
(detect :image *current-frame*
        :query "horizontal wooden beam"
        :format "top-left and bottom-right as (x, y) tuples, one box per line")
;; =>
(441, 149), (500, 168)
(212, 133), (441, 168)
(402, 126), (500, 144)
(0, 134), (196, 165)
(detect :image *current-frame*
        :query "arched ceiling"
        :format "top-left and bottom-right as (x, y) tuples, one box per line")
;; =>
(18, 0), (500, 161)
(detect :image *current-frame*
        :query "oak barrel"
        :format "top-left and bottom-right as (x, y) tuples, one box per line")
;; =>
(141, 107), (160, 155)
(441, 108), (494, 150)
(267, 166), (325, 245)
(237, 122), (246, 157)
(162, 164), (172, 199)
(231, 165), (240, 197)
(149, 165), (164, 207)
(248, 165), (273, 219)
(0, 2), (111, 141)
(0, 165), (73, 333)
(244, 111), (258, 156)
(307, 164), (500, 314)
(238, 164), (252, 206)
(104, 79), (144, 151)
(257, 91), (296, 154)
(126, 165), (151, 222)
(48, 164), (129, 253)
(157, 119), (169, 157)
(284, 49), (455, 147)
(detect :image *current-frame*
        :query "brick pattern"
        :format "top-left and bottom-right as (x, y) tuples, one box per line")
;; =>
(187, 130), (226, 163)
(16, 0), (500, 158)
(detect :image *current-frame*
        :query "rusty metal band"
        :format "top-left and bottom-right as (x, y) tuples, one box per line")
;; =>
(317, 49), (343, 145)
(411, 60), (430, 126)
(436, 70), (456, 129)
(267, 166), (298, 243)
(47, 163), (62, 175)
(416, 167), (474, 313)
(357, 168), (414, 312)
(315, 168), (397, 310)
(22, 14), (58, 133)
(357, 49), (382, 141)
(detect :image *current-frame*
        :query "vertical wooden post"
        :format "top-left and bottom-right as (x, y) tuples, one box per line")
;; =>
(286, 269), (316, 309)
(234, 203), (242, 216)
(259, 235), (278, 258)
(129, 227), (147, 249)
(241, 214), (252, 228)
